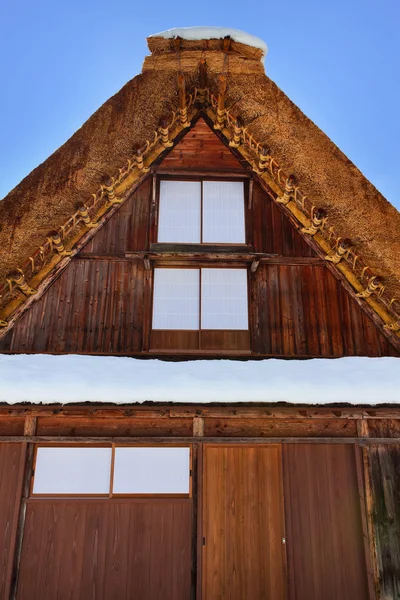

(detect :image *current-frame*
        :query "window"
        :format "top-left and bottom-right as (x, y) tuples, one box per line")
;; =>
(153, 268), (248, 331)
(158, 180), (246, 244)
(32, 446), (191, 497)
(151, 268), (250, 352)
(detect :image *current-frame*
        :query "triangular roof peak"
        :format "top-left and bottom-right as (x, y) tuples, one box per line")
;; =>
(0, 30), (399, 345)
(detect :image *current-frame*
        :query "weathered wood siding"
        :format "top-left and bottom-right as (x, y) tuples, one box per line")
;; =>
(0, 443), (25, 599)
(159, 118), (246, 172)
(0, 121), (397, 357)
(17, 499), (192, 600)
(368, 445), (400, 599)
(253, 264), (397, 357)
(283, 444), (370, 600)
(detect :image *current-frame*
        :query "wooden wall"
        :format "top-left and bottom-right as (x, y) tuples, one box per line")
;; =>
(368, 445), (400, 599)
(0, 119), (397, 357)
(17, 499), (192, 600)
(0, 443), (25, 599)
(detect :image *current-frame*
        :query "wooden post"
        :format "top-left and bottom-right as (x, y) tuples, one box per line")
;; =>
(193, 417), (205, 437)
(357, 419), (369, 438)
(178, 74), (190, 128)
(214, 75), (227, 130)
(47, 231), (72, 256)
(276, 175), (297, 205)
(198, 60), (207, 104)
(8, 271), (36, 296)
(10, 417), (37, 599)
(77, 203), (99, 228)
(362, 446), (381, 599)
(229, 117), (243, 148)
(159, 117), (173, 148)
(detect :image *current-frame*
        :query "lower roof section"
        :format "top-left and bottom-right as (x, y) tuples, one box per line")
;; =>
(0, 354), (399, 405)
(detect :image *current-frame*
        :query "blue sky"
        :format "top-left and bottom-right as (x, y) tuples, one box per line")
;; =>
(1, 0), (399, 209)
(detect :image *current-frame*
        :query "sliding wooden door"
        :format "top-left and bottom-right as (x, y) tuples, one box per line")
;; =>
(202, 445), (287, 600)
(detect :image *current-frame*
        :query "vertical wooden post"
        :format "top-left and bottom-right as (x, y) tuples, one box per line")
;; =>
(10, 416), (37, 599)
(214, 74), (227, 130)
(193, 417), (205, 437)
(357, 419), (369, 438)
(362, 446), (381, 599)
(198, 60), (207, 104)
(178, 74), (190, 128)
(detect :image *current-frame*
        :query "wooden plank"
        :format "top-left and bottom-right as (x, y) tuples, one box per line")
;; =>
(368, 444), (400, 598)
(202, 445), (287, 599)
(0, 444), (26, 600)
(283, 444), (370, 600)
(17, 500), (192, 600)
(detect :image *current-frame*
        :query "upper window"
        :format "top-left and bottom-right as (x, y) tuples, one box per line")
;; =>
(158, 180), (246, 244)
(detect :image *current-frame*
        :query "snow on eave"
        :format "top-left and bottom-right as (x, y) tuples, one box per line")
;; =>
(0, 355), (399, 406)
(149, 26), (268, 61)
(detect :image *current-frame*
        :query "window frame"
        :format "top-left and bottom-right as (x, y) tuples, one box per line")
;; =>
(30, 443), (193, 499)
(155, 176), (249, 247)
(149, 266), (251, 353)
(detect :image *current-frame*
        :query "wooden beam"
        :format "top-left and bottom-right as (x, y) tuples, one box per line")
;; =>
(0, 405), (398, 419)
(0, 436), (398, 444)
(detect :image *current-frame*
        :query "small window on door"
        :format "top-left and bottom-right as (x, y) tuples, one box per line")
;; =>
(158, 180), (246, 244)
(151, 268), (250, 352)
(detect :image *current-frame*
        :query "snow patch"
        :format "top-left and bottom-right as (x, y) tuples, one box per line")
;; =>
(150, 27), (268, 61)
(0, 354), (399, 405)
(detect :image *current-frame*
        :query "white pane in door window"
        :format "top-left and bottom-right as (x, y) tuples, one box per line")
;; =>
(201, 268), (248, 330)
(113, 447), (190, 494)
(33, 447), (112, 494)
(152, 268), (199, 330)
(202, 181), (245, 243)
(158, 180), (201, 243)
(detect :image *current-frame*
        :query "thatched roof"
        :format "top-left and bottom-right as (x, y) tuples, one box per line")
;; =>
(0, 32), (399, 339)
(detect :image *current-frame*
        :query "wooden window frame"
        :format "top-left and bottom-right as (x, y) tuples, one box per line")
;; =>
(30, 443), (192, 499)
(154, 176), (249, 248)
(150, 266), (251, 353)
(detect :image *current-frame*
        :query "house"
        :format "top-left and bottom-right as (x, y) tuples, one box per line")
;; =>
(0, 27), (399, 599)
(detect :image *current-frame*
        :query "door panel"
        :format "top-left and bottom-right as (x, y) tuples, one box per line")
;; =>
(283, 444), (370, 600)
(17, 500), (192, 600)
(202, 445), (287, 600)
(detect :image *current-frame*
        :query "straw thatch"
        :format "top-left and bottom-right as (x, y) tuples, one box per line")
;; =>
(1, 35), (399, 312)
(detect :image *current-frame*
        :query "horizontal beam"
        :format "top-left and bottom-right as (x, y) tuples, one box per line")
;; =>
(0, 406), (398, 419)
(0, 436), (398, 444)
(76, 252), (325, 266)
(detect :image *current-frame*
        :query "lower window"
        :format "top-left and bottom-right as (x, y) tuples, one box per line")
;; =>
(32, 445), (191, 497)
(151, 267), (250, 352)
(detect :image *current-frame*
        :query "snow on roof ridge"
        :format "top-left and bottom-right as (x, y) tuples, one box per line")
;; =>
(149, 26), (268, 61)
(1, 354), (399, 405)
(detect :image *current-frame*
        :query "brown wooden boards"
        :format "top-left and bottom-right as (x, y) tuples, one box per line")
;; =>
(0, 443), (25, 599)
(202, 445), (287, 600)
(160, 118), (246, 172)
(17, 499), (192, 600)
(283, 444), (370, 600)
(368, 445), (400, 599)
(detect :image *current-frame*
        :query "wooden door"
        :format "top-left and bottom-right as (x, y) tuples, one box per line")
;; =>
(283, 444), (371, 600)
(202, 445), (287, 600)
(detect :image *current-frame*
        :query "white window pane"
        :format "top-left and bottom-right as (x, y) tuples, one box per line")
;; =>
(202, 181), (245, 243)
(152, 268), (199, 330)
(113, 447), (190, 494)
(201, 268), (248, 330)
(33, 447), (112, 494)
(158, 180), (201, 243)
